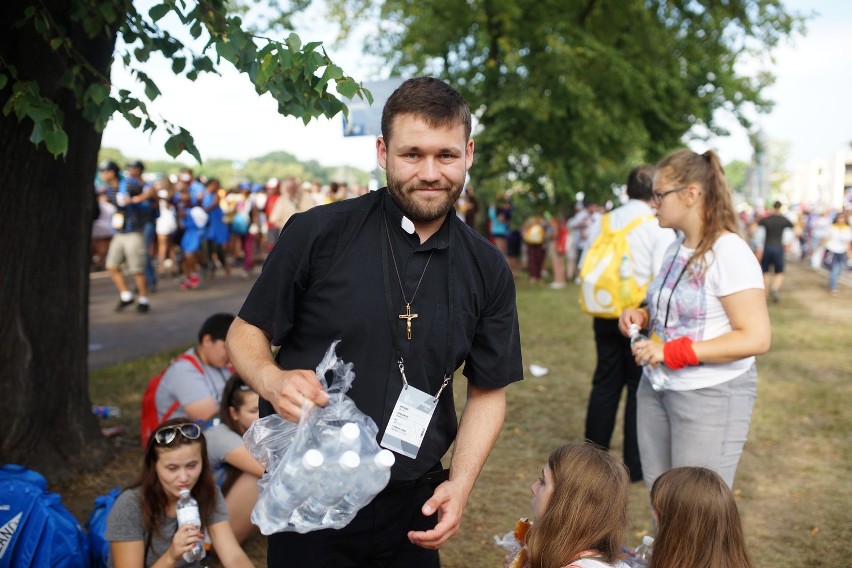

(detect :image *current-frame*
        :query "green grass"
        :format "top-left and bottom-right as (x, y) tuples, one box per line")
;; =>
(67, 263), (852, 567)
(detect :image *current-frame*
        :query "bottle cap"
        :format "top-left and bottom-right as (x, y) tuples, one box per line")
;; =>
(340, 422), (360, 443)
(303, 449), (324, 469)
(642, 535), (655, 545)
(628, 323), (639, 335)
(340, 450), (360, 469)
(375, 450), (396, 468)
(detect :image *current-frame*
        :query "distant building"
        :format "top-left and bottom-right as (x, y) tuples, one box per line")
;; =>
(788, 146), (852, 210)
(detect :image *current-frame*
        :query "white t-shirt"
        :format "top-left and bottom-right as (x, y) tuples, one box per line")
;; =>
(647, 233), (764, 391)
(825, 223), (852, 254)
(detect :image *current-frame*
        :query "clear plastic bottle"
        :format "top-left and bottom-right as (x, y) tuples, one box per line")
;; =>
(271, 448), (325, 513)
(329, 449), (396, 523)
(176, 488), (205, 563)
(631, 534), (654, 567)
(296, 450), (360, 526)
(91, 405), (121, 418)
(628, 323), (670, 391)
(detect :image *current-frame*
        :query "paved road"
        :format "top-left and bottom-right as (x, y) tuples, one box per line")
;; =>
(88, 271), (258, 370)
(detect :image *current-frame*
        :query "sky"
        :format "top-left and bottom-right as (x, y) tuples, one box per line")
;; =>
(100, 1), (852, 175)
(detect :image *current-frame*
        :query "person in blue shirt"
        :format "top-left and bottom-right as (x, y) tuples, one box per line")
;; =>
(99, 160), (152, 313)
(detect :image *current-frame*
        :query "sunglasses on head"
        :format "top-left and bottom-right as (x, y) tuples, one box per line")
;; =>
(153, 423), (202, 445)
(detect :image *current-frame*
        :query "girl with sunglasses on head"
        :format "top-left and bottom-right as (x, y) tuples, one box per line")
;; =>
(105, 417), (253, 567)
(619, 149), (771, 490)
(506, 443), (631, 568)
(203, 374), (264, 543)
(648, 467), (754, 568)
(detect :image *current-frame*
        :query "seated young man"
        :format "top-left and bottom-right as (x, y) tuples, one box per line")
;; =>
(155, 313), (235, 423)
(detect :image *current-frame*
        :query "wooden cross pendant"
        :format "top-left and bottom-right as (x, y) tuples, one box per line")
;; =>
(399, 303), (419, 340)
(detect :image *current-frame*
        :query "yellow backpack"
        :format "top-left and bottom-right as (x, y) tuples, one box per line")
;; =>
(579, 214), (654, 318)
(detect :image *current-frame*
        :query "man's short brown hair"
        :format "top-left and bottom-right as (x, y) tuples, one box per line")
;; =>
(380, 77), (471, 144)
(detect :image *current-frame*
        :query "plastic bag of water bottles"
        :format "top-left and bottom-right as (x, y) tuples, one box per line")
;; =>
(244, 340), (395, 534)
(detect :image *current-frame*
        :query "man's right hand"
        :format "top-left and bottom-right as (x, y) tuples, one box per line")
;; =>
(258, 366), (329, 422)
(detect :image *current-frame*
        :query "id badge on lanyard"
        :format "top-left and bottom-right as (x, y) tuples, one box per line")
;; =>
(380, 385), (438, 459)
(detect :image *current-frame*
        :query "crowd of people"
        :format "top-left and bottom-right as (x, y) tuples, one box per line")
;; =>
(92, 162), (373, 312)
(98, 76), (850, 568)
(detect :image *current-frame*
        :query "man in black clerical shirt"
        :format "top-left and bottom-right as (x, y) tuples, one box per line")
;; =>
(226, 77), (523, 567)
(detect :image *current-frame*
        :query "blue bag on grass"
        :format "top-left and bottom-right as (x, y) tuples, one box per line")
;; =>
(0, 464), (88, 568)
(85, 487), (121, 568)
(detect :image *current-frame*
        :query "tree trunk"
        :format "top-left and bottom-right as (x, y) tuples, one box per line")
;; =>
(0, 0), (117, 482)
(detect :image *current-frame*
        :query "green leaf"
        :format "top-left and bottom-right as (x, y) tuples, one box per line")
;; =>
(217, 40), (238, 64)
(164, 134), (182, 157)
(286, 32), (302, 52)
(98, 3), (117, 24)
(335, 78), (360, 99)
(172, 57), (186, 73)
(190, 20), (202, 39)
(82, 15), (101, 36)
(29, 120), (45, 145)
(0, 74), (7, 90)
(43, 126), (69, 157)
(86, 83), (110, 105)
(149, 3), (170, 23)
(134, 46), (151, 63)
(26, 102), (53, 122)
(124, 112), (142, 128)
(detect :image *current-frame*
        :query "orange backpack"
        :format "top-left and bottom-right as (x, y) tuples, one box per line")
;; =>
(140, 353), (203, 447)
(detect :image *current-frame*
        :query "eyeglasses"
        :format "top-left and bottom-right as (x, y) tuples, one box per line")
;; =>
(652, 186), (687, 205)
(153, 423), (202, 445)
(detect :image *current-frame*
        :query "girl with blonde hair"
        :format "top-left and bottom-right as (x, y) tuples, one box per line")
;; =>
(650, 466), (754, 568)
(619, 149), (771, 489)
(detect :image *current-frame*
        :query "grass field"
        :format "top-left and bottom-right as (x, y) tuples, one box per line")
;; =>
(65, 261), (851, 567)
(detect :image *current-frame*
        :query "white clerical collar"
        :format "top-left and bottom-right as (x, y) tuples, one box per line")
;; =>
(400, 215), (415, 235)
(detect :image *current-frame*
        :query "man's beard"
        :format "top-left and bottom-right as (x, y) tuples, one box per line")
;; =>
(386, 173), (464, 224)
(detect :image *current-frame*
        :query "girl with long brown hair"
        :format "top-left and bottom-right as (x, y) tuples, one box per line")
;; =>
(650, 467), (754, 568)
(619, 149), (771, 489)
(105, 417), (252, 567)
(515, 443), (631, 568)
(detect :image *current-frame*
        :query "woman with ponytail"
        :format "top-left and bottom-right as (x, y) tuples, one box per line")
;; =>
(618, 149), (771, 489)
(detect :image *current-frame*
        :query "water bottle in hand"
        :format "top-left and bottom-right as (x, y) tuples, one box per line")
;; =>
(329, 449), (395, 522)
(296, 450), (360, 526)
(176, 488), (205, 562)
(628, 324), (670, 391)
(631, 535), (654, 567)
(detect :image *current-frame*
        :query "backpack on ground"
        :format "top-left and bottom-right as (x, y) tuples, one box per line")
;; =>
(579, 213), (654, 318)
(140, 353), (203, 447)
(0, 464), (89, 568)
(85, 487), (121, 568)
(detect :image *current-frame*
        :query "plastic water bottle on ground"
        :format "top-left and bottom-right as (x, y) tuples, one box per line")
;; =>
(329, 449), (395, 523)
(296, 450), (360, 526)
(176, 488), (205, 562)
(91, 405), (121, 418)
(631, 534), (654, 567)
(628, 323), (670, 391)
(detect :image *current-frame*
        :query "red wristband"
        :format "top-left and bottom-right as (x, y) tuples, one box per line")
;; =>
(663, 337), (699, 370)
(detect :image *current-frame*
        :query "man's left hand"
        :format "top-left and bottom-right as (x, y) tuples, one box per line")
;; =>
(407, 480), (468, 550)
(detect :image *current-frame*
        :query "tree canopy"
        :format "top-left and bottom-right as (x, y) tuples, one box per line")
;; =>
(329, 0), (803, 206)
(2, 0), (371, 163)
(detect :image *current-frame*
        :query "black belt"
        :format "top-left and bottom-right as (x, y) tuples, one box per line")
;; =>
(383, 468), (450, 493)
